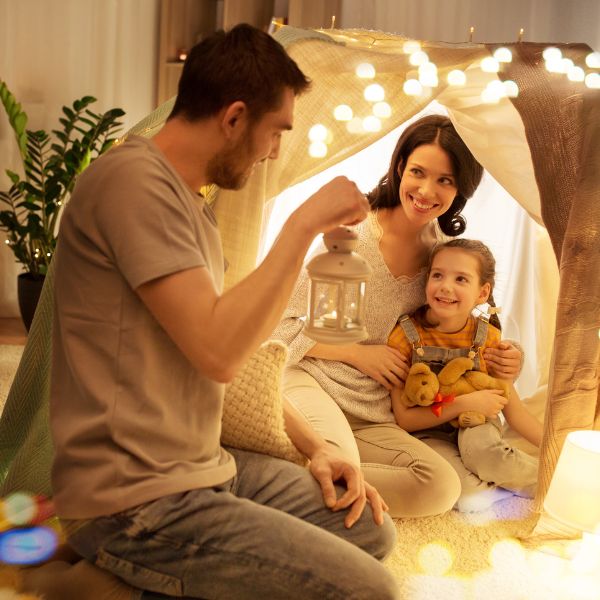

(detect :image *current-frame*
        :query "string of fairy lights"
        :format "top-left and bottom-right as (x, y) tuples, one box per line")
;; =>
(306, 36), (600, 159)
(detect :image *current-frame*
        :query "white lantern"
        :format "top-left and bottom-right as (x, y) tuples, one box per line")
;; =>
(304, 228), (372, 344)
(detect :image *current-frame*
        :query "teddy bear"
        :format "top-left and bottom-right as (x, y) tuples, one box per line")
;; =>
(399, 356), (510, 428)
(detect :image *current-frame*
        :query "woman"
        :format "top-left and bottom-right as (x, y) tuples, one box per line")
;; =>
(272, 114), (522, 517)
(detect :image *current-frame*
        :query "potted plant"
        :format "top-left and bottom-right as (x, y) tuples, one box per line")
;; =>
(0, 79), (124, 329)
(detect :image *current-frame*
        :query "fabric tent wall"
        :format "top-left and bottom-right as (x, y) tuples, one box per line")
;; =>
(192, 27), (599, 512)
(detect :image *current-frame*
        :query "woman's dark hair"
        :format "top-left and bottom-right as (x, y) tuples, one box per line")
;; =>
(415, 238), (501, 330)
(366, 115), (483, 236)
(170, 24), (310, 123)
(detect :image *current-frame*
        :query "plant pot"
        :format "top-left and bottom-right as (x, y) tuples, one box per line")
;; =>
(17, 272), (45, 332)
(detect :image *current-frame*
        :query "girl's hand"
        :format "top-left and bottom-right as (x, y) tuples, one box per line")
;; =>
(484, 341), (522, 380)
(458, 389), (508, 418)
(346, 344), (410, 390)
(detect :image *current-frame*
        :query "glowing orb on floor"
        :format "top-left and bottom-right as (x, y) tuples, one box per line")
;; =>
(418, 542), (454, 576)
(0, 526), (58, 565)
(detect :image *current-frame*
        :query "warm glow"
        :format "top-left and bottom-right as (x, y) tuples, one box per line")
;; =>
(561, 58), (575, 72)
(503, 80), (519, 98)
(544, 430), (600, 532)
(363, 83), (385, 102)
(585, 73), (600, 89)
(355, 62), (376, 78)
(418, 62), (439, 87)
(480, 57), (500, 73)
(586, 51), (600, 68)
(403, 40), (421, 54)
(545, 57), (565, 73)
(447, 69), (466, 85)
(493, 47), (513, 63)
(481, 80), (505, 103)
(372, 101), (391, 118)
(403, 79), (423, 96)
(362, 115), (382, 132)
(543, 47), (562, 62)
(345, 117), (364, 134)
(567, 66), (585, 82)
(333, 104), (353, 121)
(409, 50), (429, 66)
(489, 540), (526, 570)
(308, 124), (328, 142)
(418, 543), (454, 576)
(308, 141), (327, 158)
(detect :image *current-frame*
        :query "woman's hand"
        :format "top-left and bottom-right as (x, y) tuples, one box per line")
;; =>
(309, 444), (389, 528)
(345, 344), (410, 390)
(457, 389), (509, 418)
(484, 341), (522, 380)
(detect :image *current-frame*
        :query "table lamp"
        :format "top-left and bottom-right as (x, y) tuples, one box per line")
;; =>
(543, 430), (600, 533)
(304, 227), (372, 344)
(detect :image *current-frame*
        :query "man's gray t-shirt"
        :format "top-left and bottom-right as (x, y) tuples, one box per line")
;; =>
(50, 135), (235, 519)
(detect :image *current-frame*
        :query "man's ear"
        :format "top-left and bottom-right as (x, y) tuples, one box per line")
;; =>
(221, 101), (248, 139)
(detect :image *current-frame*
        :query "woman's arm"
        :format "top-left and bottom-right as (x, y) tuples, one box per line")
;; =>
(501, 383), (543, 447)
(306, 343), (410, 389)
(391, 386), (509, 432)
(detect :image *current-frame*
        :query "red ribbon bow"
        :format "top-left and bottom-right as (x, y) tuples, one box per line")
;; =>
(430, 393), (455, 417)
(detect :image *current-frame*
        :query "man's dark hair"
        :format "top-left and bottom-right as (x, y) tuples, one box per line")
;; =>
(170, 23), (310, 123)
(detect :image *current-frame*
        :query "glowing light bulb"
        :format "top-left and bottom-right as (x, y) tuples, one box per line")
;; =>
(403, 40), (421, 54)
(362, 116), (382, 132)
(502, 80), (519, 98)
(543, 47), (562, 62)
(585, 72), (600, 88)
(493, 47), (512, 63)
(308, 124), (328, 142)
(561, 58), (574, 73)
(586, 51), (600, 68)
(418, 62), (439, 87)
(355, 63), (376, 78)
(447, 69), (466, 85)
(333, 104), (353, 121)
(545, 57), (564, 73)
(480, 57), (500, 73)
(403, 79), (423, 96)
(363, 83), (385, 102)
(409, 50), (429, 66)
(567, 65), (585, 82)
(4, 239), (9, 245)
(481, 85), (501, 103)
(372, 101), (391, 118)
(346, 117), (364, 134)
(308, 141), (327, 158)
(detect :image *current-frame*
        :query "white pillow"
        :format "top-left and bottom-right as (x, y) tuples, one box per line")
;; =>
(222, 340), (307, 466)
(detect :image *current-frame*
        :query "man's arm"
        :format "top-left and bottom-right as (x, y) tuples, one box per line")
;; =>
(137, 176), (369, 382)
(283, 400), (388, 528)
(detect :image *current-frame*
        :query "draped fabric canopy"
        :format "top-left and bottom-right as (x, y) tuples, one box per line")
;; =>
(211, 26), (600, 509)
(1, 26), (598, 526)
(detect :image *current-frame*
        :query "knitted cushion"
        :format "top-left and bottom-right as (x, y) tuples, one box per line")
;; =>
(222, 340), (307, 466)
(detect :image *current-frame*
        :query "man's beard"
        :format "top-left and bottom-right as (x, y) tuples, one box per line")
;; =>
(206, 128), (255, 190)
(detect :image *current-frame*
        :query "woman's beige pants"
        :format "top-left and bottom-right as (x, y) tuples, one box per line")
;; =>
(283, 367), (523, 517)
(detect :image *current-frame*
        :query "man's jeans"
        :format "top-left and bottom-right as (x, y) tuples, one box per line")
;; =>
(66, 448), (399, 599)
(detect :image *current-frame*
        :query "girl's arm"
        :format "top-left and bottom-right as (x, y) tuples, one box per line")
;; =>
(501, 383), (543, 447)
(391, 386), (508, 432)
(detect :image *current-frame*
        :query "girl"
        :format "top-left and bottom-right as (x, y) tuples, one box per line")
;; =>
(389, 239), (542, 511)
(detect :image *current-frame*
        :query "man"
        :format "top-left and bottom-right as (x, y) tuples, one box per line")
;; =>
(50, 24), (399, 599)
